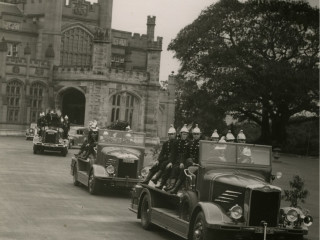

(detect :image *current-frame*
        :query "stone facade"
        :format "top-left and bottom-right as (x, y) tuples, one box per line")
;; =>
(0, 0), (175, 141)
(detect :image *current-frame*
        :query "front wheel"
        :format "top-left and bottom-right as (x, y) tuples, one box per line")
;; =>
(33, 146), (37, 154)
(88, 170), (101, 195)
(141, 195), (152, 230)
(190, 211), (212, 240)
(61, 148), (68, 157)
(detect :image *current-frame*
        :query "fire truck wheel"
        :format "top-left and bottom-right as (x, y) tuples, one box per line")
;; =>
(190, 211), (213, 240)
(33, 146), (37, 154)
(141, 195), (152, 230)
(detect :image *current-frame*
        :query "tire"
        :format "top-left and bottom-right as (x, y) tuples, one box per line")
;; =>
(73, 164), (79, 186)
(61, 148), (68, 157)
(190, 211), (212, 240)
(88, 170), (100, 195)
(33, 146), (37, 154)
(141, 195), (152, 230)
(69, 141), (73, 149)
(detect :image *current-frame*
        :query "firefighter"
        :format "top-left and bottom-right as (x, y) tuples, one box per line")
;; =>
(37, 112), (46, 137)
(226, 130), (235, 142)
(169, 124), (201, 194)
(165, 124), (190, 191)
(237, 130), (253, 163)
(141, 124), (176, 186)
(211, 129), (219, 143)
(82, 120), (99, 159)
(62, 115), (70, 139)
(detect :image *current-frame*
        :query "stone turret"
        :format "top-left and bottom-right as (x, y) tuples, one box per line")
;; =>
(147, 15), (156, 42)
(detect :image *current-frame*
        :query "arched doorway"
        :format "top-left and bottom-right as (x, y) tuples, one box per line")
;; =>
(61, 88), (85, 125)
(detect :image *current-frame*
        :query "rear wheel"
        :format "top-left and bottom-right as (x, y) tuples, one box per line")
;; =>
(88, 170), (100, 195)
(141, 195), (152, 230)
(33, 146), (37, 154)
(190, 211), (212, 240)
(61, 148), (68, 157)
(73, 165), (79, 186)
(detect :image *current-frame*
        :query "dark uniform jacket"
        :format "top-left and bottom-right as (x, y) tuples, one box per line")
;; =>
(170, 139), (189, 165)
(158, 139), (176, 164)
(186, 139), (200, 166)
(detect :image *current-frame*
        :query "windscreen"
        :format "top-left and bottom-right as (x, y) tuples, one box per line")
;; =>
(98, 129), (145, 147)
(200, 141), (271, 166)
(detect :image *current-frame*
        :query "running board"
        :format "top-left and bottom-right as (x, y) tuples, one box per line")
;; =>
(151, 207), (189, 239)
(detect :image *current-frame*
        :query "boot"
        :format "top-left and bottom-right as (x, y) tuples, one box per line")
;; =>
(165, 178), (176, 191)
(151, 170), (162, 184)
(169, 179), (182, 195)
(141, 171), (154, 185)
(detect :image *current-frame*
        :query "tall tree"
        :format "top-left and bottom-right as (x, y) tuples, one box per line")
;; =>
(168, 0), (319, 145)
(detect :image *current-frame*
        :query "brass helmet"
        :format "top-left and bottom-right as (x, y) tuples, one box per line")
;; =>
(192, 124), (201, 134)
(226, 130), (235, 142)
(211, 129), (219, 141)
(237, 130), (246, 142)
(168, 124), (176, 134)
(180, 124), (189, 133)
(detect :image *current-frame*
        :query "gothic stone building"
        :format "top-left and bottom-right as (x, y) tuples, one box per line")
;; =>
(0, 0), (175, 142)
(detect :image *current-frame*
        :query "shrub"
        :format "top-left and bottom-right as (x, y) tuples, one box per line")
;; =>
(282, 175), (309, 208)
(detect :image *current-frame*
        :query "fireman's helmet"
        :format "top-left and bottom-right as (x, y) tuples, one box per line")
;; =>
(192, 124), (201, 134)
(126, 125), (131, 131)
(237, 130), (246, 141)
(64, 115), (68, 120)
(211, 129), (219, 139)
(226, 130), (235, 141)
(168, 124), (176, 134)
(180, 124), (189, 133)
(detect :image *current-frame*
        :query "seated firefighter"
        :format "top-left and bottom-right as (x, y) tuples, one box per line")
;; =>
(141, 124), (177, 187)
(169, 124), (201, 194)
(37, 112), (46, 137)
(77, 121), (99, 158)
(237, 130), (253, 164)
(165, 124), (190, 192)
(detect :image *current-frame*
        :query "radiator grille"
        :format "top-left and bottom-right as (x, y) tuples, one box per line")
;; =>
(249, 190), (280, 227)
(117, 159), (138, 178)
(44, 132), (57, 144)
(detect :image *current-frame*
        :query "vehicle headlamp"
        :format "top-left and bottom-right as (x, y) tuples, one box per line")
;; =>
(303, 215), (313, 226)
(106, 165), (115, 174)
(229, 204), (243, 220)
(286, 209), (298, 222)
(140, 167), (150, 179)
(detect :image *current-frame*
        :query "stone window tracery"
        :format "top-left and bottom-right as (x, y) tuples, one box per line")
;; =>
(30, 82), (45, 122)
(61, 27), (93, 66)
(6, 80), (22, 122)
(110, 92), (138, 126)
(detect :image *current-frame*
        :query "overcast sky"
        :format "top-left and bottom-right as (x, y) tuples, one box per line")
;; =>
(89, 0), (318, 81)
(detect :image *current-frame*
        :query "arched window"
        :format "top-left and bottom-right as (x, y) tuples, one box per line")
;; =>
(6, 80), (22, 122)
(61, 27), (93, 66)
(30, 82), (45, 122)
(110, 92), (139, 126)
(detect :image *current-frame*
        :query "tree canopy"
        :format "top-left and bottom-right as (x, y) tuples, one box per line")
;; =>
(168, 0), (319, 145)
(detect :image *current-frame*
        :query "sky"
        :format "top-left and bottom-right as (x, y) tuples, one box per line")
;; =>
(89, 0), (319, 81)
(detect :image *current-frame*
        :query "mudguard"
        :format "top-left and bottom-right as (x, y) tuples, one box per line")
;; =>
(70, 157), (77, 175)
(191, 202), (233, 226)
(92, 164), (107, 177)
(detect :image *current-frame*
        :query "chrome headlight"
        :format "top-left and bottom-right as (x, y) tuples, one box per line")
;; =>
(286, 209), (298, 222)
(140, 167), (150, 179)
(229, 204), (243, 220)
(106, 165), (115, 174)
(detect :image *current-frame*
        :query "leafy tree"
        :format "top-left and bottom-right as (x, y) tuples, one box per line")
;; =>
(168, 0), (319, 145)
(282, 175), (309, 208)
(106, 120), (129, 131)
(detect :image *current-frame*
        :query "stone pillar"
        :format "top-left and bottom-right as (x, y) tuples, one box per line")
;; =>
(0, 37), (7, 81)
(45, 44), (55, 109)
(125, 46), (132, 71)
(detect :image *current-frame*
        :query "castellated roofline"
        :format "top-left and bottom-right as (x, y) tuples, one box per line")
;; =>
(147, 15), (156, 25)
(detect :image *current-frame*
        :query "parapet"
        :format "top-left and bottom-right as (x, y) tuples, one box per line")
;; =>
(147, 15), (156, 25)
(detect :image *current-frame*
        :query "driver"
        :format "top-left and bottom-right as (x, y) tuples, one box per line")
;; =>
(237, 130), (253, 163)
(80, 120), (99, 159)
(169, 124), (201, 194)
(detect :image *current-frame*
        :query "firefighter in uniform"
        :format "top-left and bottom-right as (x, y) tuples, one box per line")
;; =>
(37, 112), (46, 137)
(237, 130), (253, 163)
(165, 124), (190, 191)
(62, 115), (70, 139)
(141, 124), (176, 186)
(83, 120), (99, 159)
(226, 130), (235, 142)
(169, 124), (201, 194)
(224, 130), (235, 162)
